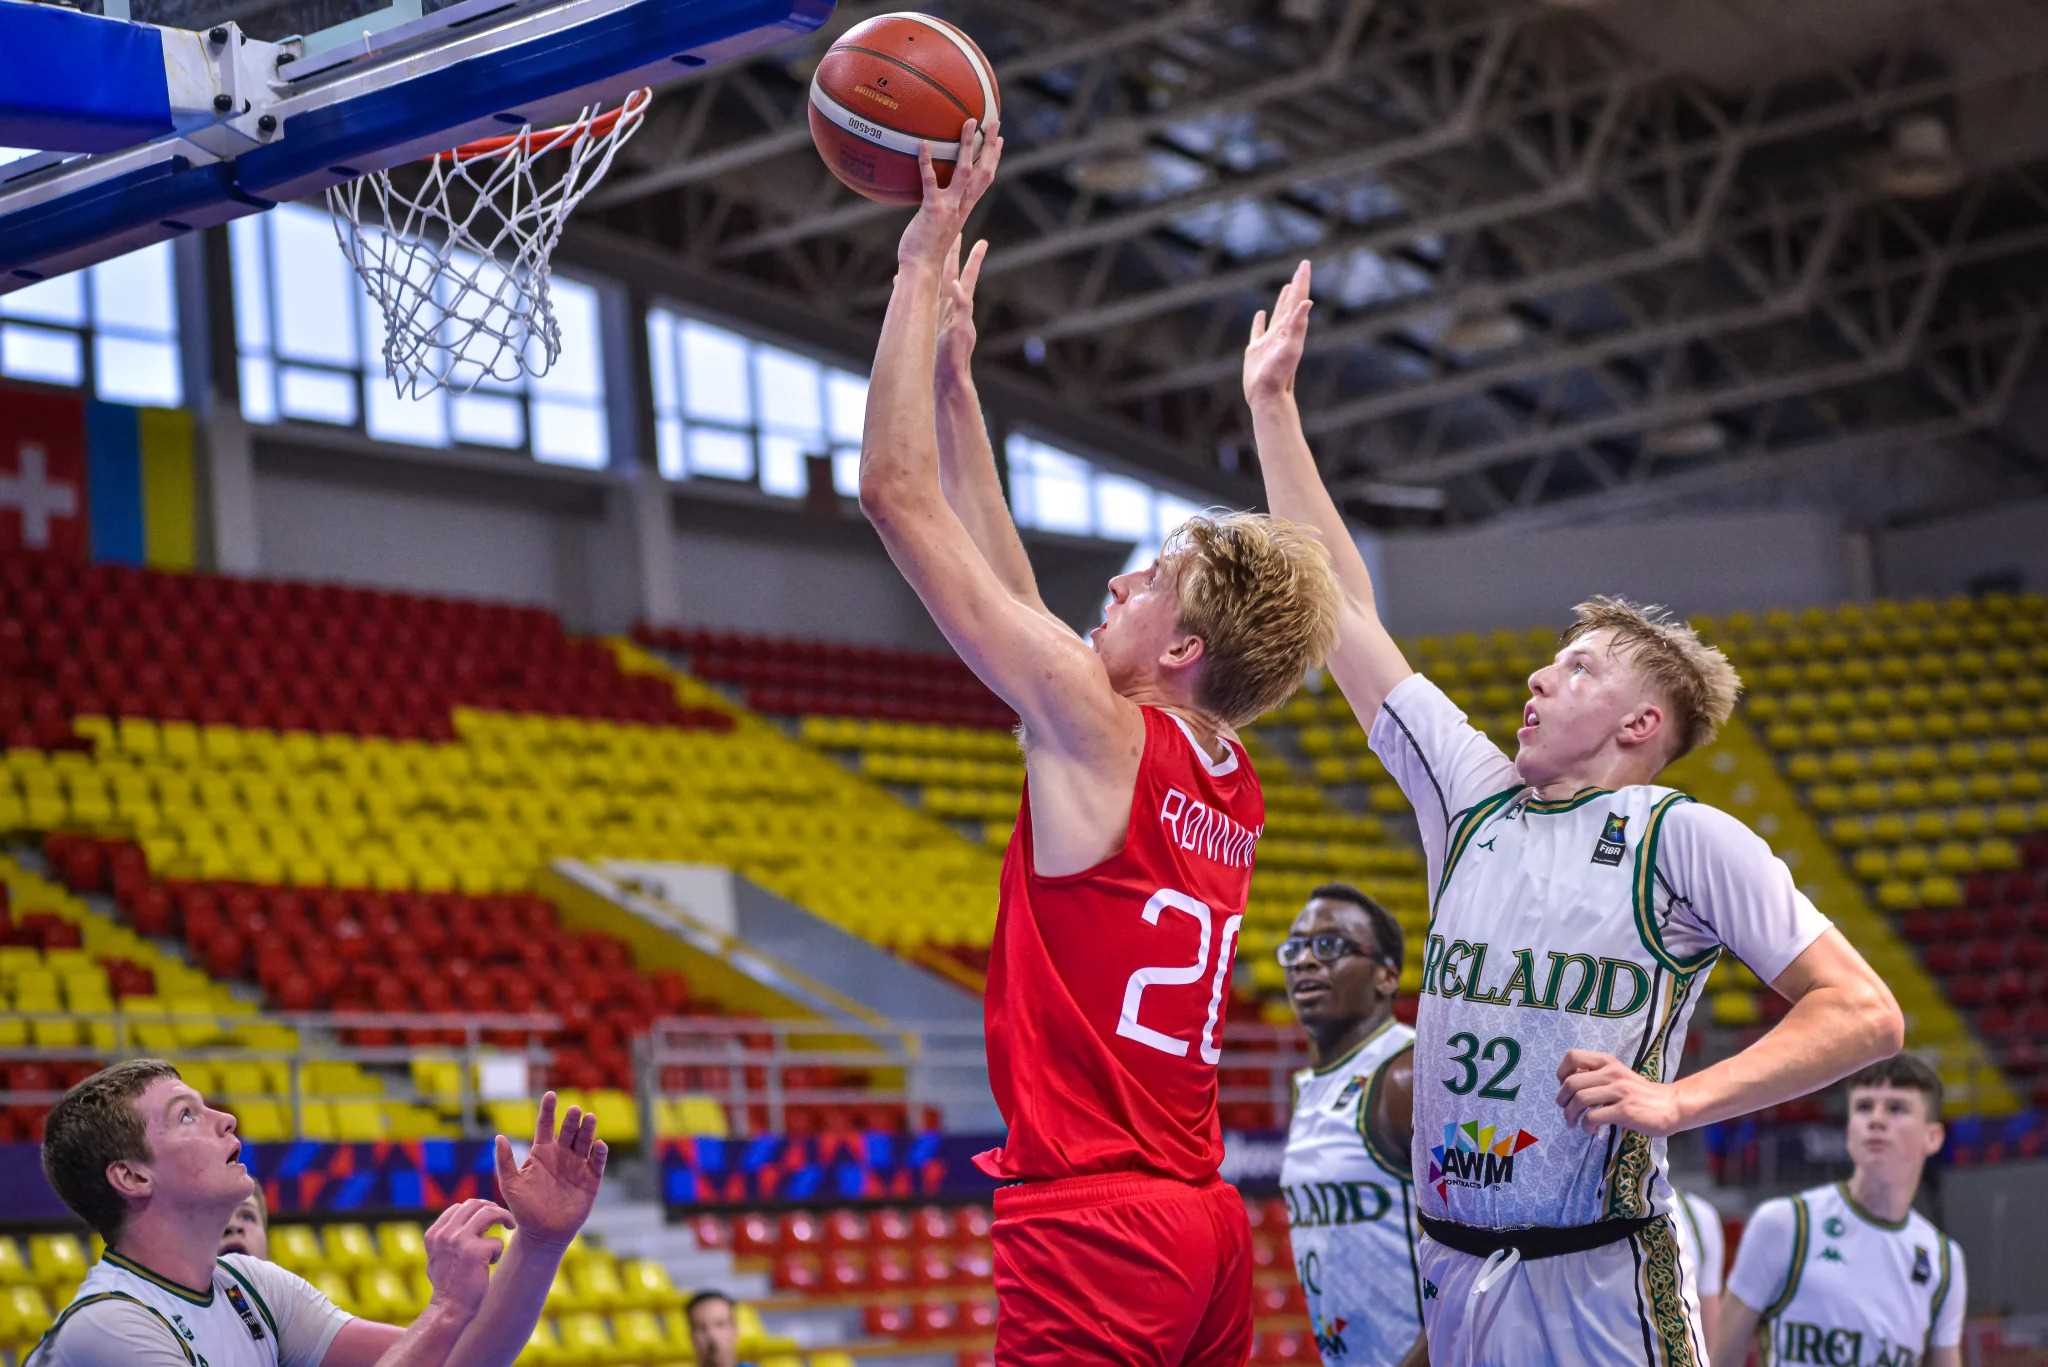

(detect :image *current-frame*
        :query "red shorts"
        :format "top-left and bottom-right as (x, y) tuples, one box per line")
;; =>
(990, 1171), (1253, 1366)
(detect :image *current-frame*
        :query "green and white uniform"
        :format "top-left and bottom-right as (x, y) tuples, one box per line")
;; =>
(30, 1251), (351, 1367)
(1369, 674), (1831, 1366)
(1727, 1183), (1965, 1367)
(1280, 1019), (1422, 1366)
(1673, 1189), (1725, 1306)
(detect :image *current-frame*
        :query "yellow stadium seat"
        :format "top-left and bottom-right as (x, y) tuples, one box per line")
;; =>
(568, 1258), (628, 1312)
(323, 1224), (379, 1271)
(308, 1269), (356, 1315)
(329, 1102), (389, 1141)
(1711, 991), (1762, 1027)
(610, 1309), (668, 1363)
(520, 1318), (562, 1367)
(617, 1259), (680, 1310)
(28, 1233), (88, 1294)
(375, 1222), (428, 1270)
(268, 1224), (324, 1273)
(554, 1312), (615, 1366)
(0, 1239), (28, 1286)
(1, 1284), (52, 1353)
(352, 1267), (417, 1322)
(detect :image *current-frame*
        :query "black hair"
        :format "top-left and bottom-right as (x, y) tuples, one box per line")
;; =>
(685, 1290), (735, 1319)
(1845, 1052), (1943, 1120)
(1306, 883), (1403, 971)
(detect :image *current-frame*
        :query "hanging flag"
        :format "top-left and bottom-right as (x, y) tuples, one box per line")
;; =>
(0, 383), (196, 567)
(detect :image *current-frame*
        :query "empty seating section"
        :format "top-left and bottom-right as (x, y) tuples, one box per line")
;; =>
(0, 1225), (851, 1367)
(697, 1196), (1312, 1366)
(1723, 594), (2048, 1108)
(636, 626), (1014, 730)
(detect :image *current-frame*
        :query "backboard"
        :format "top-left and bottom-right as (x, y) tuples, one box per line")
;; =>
(0, 0), (834, 291)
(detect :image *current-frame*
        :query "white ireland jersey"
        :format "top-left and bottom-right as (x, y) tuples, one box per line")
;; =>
(1367, 673), (1831, 1231)
(1280, 1018), (1421, 1367)
(1726, 1182), (1965, 1367)
(31, 1251), (351, 1367)
(1672, 1187), (1726, 1301)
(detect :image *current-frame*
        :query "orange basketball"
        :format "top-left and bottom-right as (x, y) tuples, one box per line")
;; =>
(808, 13), (1000, 206)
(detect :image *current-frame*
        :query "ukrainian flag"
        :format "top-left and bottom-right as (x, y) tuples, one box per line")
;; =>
(85, 400), (196, 570)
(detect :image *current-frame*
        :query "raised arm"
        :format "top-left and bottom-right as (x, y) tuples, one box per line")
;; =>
(933, 236), (1055, 619)
(859, 126), (1128, 757)
(1243, 261), (1413, 725)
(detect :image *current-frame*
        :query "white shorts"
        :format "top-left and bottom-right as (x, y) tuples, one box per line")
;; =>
(1418, 1216), (1709, 1367)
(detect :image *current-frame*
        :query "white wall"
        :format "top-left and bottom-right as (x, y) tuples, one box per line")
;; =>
(1875, 496), (2048, 598)
(1366, 506), (1852, 635)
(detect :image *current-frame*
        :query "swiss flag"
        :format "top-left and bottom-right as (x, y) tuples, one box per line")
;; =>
(0, 388), (88, 558)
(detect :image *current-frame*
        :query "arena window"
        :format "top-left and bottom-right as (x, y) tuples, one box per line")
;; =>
(228, 201), (610, 467)
(1004, 431), (1206, 571)
(0, 239), (181, 406)
(646, 307), (869, 497)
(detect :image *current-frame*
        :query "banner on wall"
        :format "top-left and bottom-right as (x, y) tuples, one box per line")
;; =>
(0, 383), (196, 568)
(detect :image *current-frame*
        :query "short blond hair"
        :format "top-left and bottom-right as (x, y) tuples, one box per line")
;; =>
(1561, 595), (1741, 761)
(1163, 511), (1340, 727)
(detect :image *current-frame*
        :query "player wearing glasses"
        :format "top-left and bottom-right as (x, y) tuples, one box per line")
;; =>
(1278, 885), (1424, 1367)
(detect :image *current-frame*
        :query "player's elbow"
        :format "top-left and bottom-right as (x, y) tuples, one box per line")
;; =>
(857, 457), (911, 527)
(1847, 975), (1906, 1062)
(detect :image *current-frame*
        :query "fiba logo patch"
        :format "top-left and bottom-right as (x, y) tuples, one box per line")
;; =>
(1427, 1121), (1539, 1201)
(1591, 812), (1628, 866)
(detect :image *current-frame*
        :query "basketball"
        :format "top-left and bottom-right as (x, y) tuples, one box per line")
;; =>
(807, 13), (1000, 206)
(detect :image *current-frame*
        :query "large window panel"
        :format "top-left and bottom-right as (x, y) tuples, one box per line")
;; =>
(230, 203), (613, 466)
(0, 242), (181, 402)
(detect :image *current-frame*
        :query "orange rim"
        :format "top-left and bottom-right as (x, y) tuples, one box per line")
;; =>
(434, 88), (653, 162)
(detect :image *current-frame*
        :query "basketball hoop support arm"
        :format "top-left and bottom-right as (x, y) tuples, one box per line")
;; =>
(0, 0), (295, 155)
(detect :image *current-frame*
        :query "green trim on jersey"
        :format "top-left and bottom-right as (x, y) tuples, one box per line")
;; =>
(1436, 785), (1520, 906)
(1523, 786), (1613, 815)
(218, 1258), (281, 1342)
(102, 1250), (214, 1306)
(1834, 1181), (1910, 1231)
(1762, 1196), (1811, 1326)
(1605, 965), (1713, 1219)
(1632, 793), (1718, 976)
(1311, 1016), (1398, 1077)
(1634, 1216), (1699, 1367)
(30, 1291), (199, 1367)
(1925, 1234), (1954, 1356)
(1356, 1042), (1414, 1181)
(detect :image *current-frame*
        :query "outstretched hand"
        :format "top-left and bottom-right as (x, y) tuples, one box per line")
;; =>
(1244, 259), (1314, 404)
(493, 1091), (607, 1250)
(937, 235), (990, 376)
(898, 117), (1004, 268)
(421, 1198), (514, 1319)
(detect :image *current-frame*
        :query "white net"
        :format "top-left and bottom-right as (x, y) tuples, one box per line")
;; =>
(327, 88), (650, 399)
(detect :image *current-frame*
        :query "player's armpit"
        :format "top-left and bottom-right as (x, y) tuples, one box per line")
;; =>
(864, 484), (1130, 755)
(1369, 1045), (1416, 1160)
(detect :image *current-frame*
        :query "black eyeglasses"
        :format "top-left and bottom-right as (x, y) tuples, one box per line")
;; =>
(1276, 934), (1387, 969)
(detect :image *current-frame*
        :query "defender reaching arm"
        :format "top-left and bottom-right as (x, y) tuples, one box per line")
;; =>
(1244, 260), (1413, 725)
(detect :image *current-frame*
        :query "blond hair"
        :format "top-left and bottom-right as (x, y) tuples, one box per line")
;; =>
(1560, 595), (1742, 761)
(1163, 511), (1340, 726)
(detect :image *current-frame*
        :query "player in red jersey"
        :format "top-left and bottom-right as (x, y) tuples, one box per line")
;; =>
(860, 123), (1343, 1366)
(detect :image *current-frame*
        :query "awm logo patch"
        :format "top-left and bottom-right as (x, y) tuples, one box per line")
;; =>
(1427, 1121), (1540, 1201)
(1591, 812), (1628, 866)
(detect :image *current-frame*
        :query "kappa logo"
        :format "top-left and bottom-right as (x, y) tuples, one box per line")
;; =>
(1591, 812), (1628, 866)
(1428, 1121), (1540, 1201)
(1476, 836), (1498, 852)
(1819, 1247), (1845, 1263)
(1423, 1279), (1439, 1300)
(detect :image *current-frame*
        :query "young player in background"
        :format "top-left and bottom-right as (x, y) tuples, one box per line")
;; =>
(219, 1186), (269, 1261)
(1671, 1187), (1725, 1345)
(32, 1061), (606, 1367)
(1715, 1055), (1965, 1367)
(1243, 260), (1905, 1366)
(861, 126), (1341, 1364)
(1277, 884), (1424, 1367)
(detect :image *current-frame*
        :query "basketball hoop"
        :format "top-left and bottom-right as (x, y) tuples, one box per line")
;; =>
(328, 88), (652, 399)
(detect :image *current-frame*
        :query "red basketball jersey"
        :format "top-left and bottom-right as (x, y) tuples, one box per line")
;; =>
(975, 706), (1264, 1184)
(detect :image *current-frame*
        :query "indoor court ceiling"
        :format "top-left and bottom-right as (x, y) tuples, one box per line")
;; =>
(566, 0), (2048, 529)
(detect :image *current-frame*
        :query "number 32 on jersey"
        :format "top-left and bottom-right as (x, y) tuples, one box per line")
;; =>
(1116, 888), (1242, 1065)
